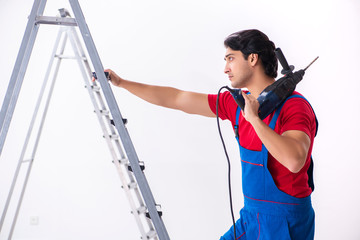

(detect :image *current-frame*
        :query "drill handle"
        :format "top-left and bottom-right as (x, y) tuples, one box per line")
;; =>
(225, 87), (245, 111)
(275, 48), (294, 75)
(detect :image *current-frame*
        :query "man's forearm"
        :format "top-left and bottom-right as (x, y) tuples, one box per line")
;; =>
(250, 117), (309, 173)
(120, 79), (182, 109)
(108, 69), (214, 117)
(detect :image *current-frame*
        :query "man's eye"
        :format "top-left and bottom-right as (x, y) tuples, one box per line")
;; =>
(229, 57), (233, 61)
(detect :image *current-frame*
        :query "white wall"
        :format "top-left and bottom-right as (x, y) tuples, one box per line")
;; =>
(0, 0), (359, 239)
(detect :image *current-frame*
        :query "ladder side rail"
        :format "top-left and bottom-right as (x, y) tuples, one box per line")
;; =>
(0, 0), (47, 156)
(66, 29), (113, 151)
(65, 11), (131, 169)
(86, 77), (154, 233)
(67, 27), (111, 124)
(68, 1), (170, 239)
(67, 15), (160, 239)
(0, 28), (67, 234)
(6, 28), (69, 239)
(68, 27), (93, 78)
(67, 28), (121, 145)
(111, 138), (159, 237)
(115, 141), (149, 208)
(111, 137), (160, 236)
(112, 138), (150, 211)
(66, 28), (151, 239)
(103, 113), (158, 236)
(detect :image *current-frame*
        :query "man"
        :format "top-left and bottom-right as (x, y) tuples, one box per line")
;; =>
(103, 29), (317, 239)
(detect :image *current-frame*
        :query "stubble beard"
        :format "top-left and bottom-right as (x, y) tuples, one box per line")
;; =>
(231, 75), (251, 89)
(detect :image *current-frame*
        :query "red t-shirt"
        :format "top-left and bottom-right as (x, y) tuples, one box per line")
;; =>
(208, 91), (316, 198)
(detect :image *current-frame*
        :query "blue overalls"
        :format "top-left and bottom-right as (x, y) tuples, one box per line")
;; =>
(221, 95), (316, 240)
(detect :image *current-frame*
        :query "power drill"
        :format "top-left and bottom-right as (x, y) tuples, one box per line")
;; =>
(226, 48), (319, 120)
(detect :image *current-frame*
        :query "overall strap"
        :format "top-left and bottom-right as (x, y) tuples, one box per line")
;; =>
(234, 107), (241, 139)
(234, 94), (318, 137)
(234, 91), (250, 140)
(235, 94), (318, 191)
(270, 95), (319, 136)
(269, 94), (318, 191)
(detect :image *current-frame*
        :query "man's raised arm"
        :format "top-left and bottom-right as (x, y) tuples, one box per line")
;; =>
(105, 69), (215, 118)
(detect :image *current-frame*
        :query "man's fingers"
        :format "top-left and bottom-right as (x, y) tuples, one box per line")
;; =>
(241, 91), (252, 102)
(105, 69), (116, 82)
(241, 91), (248, 101)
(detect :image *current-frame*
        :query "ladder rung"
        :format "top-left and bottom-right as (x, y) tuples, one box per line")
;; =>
(99, 109), (109, 116)
(55, 54), (75, 59)
(54, 54), (86, 60)
(35, 16), (77, 26)
(22, 159), (32, 163)
(146, 230), (157, 239)
(128, 162), (145, 172)
(104, 134), (118, 139)
(91, 85), (101, 92)
(110, 118), (128, 126)
(111, 158), (128, 164)
(146, 210), (163, 219)
(128, 181), (138, 189)
(110, 134), (118, 139)
(117, 158), (128, 165)
(137, 206), (147, 214)
(145, 204), (163, 219)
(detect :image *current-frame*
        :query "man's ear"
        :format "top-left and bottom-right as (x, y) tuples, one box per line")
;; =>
(249, 53), (259, 66)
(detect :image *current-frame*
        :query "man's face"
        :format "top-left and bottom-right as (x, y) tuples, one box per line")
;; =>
(224, 48), (253, 88)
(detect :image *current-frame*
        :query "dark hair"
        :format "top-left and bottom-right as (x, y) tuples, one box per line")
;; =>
(224, 29), (278, 78)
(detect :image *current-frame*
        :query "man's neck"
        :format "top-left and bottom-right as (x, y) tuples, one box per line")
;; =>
(247, 75), (275, 98)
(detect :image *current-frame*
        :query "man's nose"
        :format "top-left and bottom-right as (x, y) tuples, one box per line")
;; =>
(224, 65), (230, 74)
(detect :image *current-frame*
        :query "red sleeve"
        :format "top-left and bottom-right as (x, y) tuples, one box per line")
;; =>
(277, 97), (316, 139)
(208, 92), (238, 123)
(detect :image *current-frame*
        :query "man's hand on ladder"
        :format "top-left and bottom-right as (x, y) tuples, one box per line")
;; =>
(92, 69), (122, 87)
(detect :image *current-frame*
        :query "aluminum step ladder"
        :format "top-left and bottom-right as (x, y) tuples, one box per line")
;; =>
(0, 1), (170, 239)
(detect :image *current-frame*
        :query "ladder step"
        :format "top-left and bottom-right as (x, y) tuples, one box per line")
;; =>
(118, 158), (128, 165)
(91, 85), (101, 92)
(146, 230), (157, 239)
(110, 134), (118, 139)
(99, 109), (109, 116)
(55, 54), (75, 59)
(54, 54), (86, 60)
(110, 118), (128, 126)
(104, 134), (118, 139)
(146, 204), (163, 219)
(111, 158), (128, 165)
(128, 162), (145, 172)
(35, 16), (77, 26)
(92, 71), (110, 80)
(146, 210), (163, 219)
(128, 181), (138, 189)
(136, 205), (147, 214)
